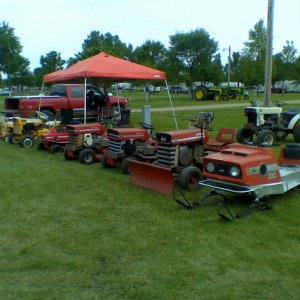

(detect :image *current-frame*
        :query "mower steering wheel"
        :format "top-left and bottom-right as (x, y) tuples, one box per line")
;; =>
(139, 122), (154, 133)
(273, 101), (287, 107)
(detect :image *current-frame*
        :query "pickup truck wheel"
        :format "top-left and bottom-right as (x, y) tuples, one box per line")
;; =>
(179, 166), (202, 191)
(19, 135), (34, 148)
(78, 149), (96, 165)
(257, 130), (275, 146)
(41, 109), (55, 121)
(293, 120), (300, 142)
(236, 128), (253, 144)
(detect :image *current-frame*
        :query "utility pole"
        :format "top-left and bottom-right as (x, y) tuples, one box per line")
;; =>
(263, 0), (274, 107)
(223, 46), (231, 88)
(227, 46), (231, 88)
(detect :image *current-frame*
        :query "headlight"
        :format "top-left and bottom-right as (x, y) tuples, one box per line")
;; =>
(259, 163), (267, 176)
(229, 166), (241, 177)
(206, 162), (215, 173)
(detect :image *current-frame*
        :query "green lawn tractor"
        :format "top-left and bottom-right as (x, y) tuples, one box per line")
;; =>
(194, 85), (249, 101)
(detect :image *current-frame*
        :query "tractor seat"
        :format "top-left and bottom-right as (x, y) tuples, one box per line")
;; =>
(205, 128), (235, 151)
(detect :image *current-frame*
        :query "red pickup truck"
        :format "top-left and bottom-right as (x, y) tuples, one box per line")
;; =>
(3, 84), (128, 120)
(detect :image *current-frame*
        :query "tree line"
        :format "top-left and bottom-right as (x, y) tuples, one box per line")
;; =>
(0, 19), (299, 89)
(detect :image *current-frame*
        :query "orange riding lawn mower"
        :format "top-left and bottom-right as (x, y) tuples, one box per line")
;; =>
(101, 122), (157, 173)
(174, 143), (300, 220)
(127, 112), (236, 195)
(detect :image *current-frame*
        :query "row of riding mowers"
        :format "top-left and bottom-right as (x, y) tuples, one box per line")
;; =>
(1, 100), (300, 220)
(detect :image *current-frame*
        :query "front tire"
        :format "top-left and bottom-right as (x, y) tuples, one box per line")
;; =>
(120, 157), (137, 174)
(179, 166), (202, 191)
(236, 128), (253, 144)
(257, 130), (275, 146)
(78, 148), (96, 165)
(7, 133), (20, 144)
(50, 144), (61, 153)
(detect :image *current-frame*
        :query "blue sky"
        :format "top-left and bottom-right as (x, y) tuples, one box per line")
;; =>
(2, 0), (300, 70)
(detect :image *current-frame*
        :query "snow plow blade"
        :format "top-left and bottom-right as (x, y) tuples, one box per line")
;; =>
(128, 160), (174, 195)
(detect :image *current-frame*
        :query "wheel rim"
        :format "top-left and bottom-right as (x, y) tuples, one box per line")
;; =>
(23, 138), (33, 147)
(84, 153), (94, 164)
(263, 134), (274, 145)
(196, 90), (204, 100)
(187, 175), (199, 190)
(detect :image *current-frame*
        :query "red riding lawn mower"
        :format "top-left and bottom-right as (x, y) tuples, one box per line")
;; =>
(37, 126), (69, 153)
(128, 112), (235, 195)
(63, 123), (109, 164)
(101, 122), (157, 173)
(175, 143), (300, 220)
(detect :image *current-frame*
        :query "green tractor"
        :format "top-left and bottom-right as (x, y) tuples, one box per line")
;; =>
(194, 84), (249, 101)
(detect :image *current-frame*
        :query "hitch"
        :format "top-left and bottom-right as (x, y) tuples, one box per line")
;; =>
(217, 199), (272, 221)
(174, 189), (272, 221)
(173, 189), (227, 209)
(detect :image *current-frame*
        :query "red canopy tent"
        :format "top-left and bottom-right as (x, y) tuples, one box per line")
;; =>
(43, 52), (177, 128)
(43, 52), (166, 82)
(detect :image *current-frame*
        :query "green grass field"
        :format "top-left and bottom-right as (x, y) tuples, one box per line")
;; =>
(1, 94), (300, 299)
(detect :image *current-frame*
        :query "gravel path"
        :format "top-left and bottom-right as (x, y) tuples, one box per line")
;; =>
(131, 99), (300, 113)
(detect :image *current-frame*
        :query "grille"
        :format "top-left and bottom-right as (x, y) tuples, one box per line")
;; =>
(68, 134), (80, 146)
(157, 144), (176, 167)
(108, 139), (122, 153)
(212, 162), (231, 176)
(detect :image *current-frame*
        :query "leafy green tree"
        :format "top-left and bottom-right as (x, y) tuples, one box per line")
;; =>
(240, 19), (267, 87)
(167, 28), (219, 88)
(34, 51), (65, 84)
(6, 55), (33, 86)
(132, 40), (167, 70)
(40, 51), (66, 71)
(0, 21), (22, 74)
(226, 51), (242, 82)
(273, 40), (298, 84)
(0, 21), (32, 86)
(68, 30), (133, 66)
(293, 55), (300, 80)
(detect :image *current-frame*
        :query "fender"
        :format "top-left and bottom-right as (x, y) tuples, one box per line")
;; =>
(287, 114), (300, 129)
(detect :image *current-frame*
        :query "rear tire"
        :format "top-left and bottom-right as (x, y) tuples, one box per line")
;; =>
(257, 130), (275, 146)
(293, 120), (300, 142)
(78, 148), (96, 165)
(64, 149), (76, 161)
(37, 142), (46, 151)
(120, 157), (137, 174)
(101, 152), (111, 168)
(179, 166), (202, 191)
(19, 135), (34, 148)
(236, 128), (253, 144)
(194, 87), (207, 101)
(275, 130), (288, 141)
(7, 133), (19, 144)
(50, 144), (60, 153)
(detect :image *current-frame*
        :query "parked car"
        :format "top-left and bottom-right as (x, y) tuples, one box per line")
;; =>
(169, 86), (189, 94)
(0, 88), (12, 96)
